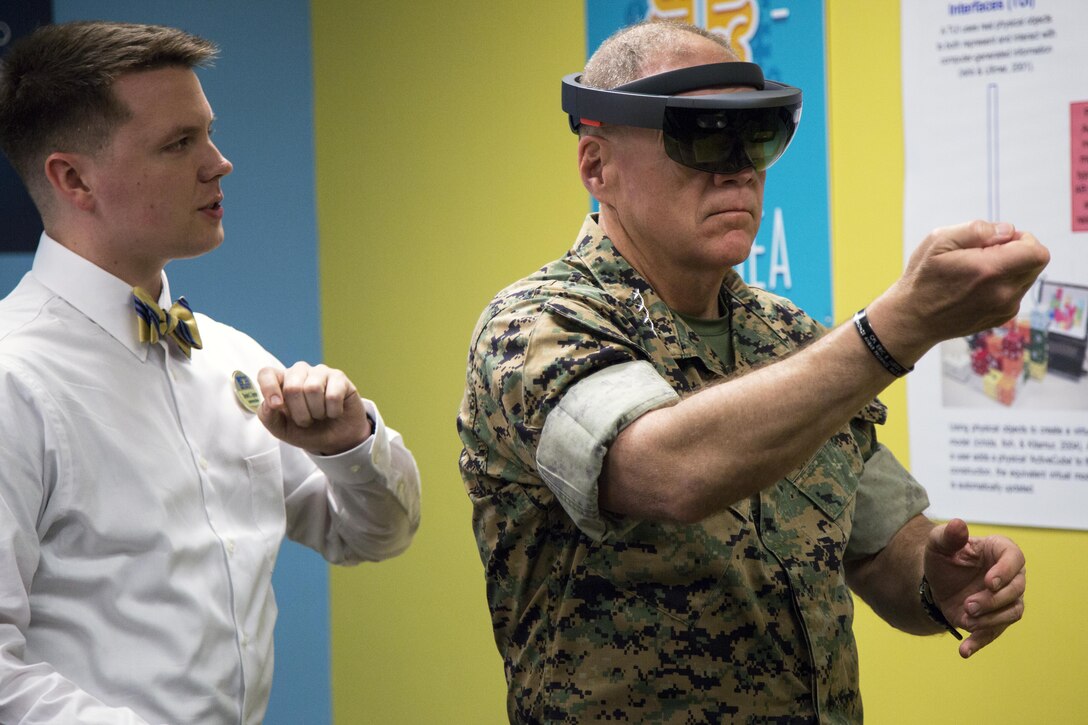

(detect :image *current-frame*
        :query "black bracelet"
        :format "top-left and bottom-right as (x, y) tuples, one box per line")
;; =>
(919, 575), (963, 640)
(852, 308), (913, 377)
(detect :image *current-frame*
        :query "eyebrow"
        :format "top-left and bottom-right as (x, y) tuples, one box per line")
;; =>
(161, 115), (217, 141)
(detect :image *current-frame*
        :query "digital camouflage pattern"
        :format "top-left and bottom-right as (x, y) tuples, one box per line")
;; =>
(458, 216), (895, 724)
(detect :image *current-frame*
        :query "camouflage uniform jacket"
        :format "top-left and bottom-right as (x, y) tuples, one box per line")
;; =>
(458, 216), (927, 724)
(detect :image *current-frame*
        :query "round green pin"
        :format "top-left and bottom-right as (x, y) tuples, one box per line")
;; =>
(232, 370), (262, 413)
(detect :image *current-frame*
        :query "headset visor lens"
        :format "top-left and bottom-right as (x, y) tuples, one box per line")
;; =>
(662, 102), (801, 174)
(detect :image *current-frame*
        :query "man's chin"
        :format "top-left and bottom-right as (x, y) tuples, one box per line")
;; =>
(706, 229), (756, 259)
(180, 233), (226, 260)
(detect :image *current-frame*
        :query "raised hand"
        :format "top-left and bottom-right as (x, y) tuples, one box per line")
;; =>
(924, 518), (1027, 659)
(256, 362), (372, 456)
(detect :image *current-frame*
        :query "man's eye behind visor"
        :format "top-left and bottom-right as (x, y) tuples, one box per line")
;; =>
(561, 62), (803, 175)
(662, 102), (801, 174)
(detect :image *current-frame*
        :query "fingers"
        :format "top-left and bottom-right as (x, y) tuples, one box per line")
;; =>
(923, 220), (1049, 279)
(889, 220), (1050, 350)
(933, 220), (1050, 278)
(960, 624), (1004, 659)
(323, 370), (354, 419)
(931, 219), (1017, 252)
(941, 533), (1027, 658)
(959, 538), (1026, 627)
(959, 584), (1025, 659)
(257, 363), (358, 428)
(982, 535), (1027, 592)
(987, 232), (1051, 291)
(926, 517), (969, 557)
(284, 363), (323, 426)
(961, 569), (1025, 629)
(257, 366), (285, 406)
(256, 367), (286, 432)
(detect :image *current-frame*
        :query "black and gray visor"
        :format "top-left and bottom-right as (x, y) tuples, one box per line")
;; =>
(561, 62), (802, 175)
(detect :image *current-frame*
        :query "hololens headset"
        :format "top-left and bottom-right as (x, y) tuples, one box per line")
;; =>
(562, 62), (802, 175)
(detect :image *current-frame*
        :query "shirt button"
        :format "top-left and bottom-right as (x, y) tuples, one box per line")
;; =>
(226, 538), (236, 556)
(199, 457), (209, 471)
(349, 464), (362, 474)
(242, 634), (250, 647)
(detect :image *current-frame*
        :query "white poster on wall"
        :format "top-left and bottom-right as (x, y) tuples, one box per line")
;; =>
(902, 0), (1088, 529)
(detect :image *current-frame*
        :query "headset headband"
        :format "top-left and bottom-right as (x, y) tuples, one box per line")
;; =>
(616, 62), (765, 93)
(561, 61), (801, 132)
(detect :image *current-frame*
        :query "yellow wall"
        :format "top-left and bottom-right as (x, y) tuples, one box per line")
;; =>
(312, 2), (585, 722)
(314, 2), (1082, 722)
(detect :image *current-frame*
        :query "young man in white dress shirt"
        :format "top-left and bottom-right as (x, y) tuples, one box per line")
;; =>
(0, 21), (420, 724)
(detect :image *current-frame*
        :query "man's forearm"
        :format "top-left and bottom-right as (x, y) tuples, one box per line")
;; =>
(601, 304), (911, 523)
(844, 514), (944, 635)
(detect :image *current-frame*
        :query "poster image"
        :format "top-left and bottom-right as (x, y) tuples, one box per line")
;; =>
(903, 0), (1088, 529)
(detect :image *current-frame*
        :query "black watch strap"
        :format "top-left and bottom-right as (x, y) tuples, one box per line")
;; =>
(920, 574), (963, 640)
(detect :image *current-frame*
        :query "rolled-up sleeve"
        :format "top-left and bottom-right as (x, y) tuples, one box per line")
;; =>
(536, 360), (678, 541)
(845, 444), (930, 560)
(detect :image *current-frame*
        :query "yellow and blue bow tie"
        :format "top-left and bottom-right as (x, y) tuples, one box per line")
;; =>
(132, 286), (203, 358)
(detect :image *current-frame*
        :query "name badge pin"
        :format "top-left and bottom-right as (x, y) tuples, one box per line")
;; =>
(232, 370), (262, 413)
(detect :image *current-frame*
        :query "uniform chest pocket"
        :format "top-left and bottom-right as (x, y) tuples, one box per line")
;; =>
(783, 429), (863, 522)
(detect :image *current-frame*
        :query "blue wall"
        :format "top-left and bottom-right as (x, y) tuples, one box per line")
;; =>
(2, 2), (330, 722)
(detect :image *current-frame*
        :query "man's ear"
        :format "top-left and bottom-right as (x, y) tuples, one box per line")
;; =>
(578, 132), (615, 205)
(43, 152), (95, 213)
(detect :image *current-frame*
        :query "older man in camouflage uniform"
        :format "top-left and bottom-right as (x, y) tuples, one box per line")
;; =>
(458, 21), (1045, 723)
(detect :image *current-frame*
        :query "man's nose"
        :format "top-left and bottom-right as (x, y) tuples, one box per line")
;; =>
(712, 164), (755, 185)
(201, 141), (233, 181)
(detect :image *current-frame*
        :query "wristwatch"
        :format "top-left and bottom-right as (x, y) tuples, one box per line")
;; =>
(919, 574), (963, 640)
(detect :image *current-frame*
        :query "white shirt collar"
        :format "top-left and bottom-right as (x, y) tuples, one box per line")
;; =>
(31, 232), (172, 361)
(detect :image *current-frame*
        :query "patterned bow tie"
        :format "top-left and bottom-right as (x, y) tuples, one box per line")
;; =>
(132, 286), (203, 358)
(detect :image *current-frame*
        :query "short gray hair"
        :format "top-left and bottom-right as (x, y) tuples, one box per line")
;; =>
(582, 20), (738, 90)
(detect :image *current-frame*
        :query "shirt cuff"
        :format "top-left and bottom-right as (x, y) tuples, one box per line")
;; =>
(306, 399), (381, 483)
(536, 360), (679, 541)
(845, 443), (931, 560)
